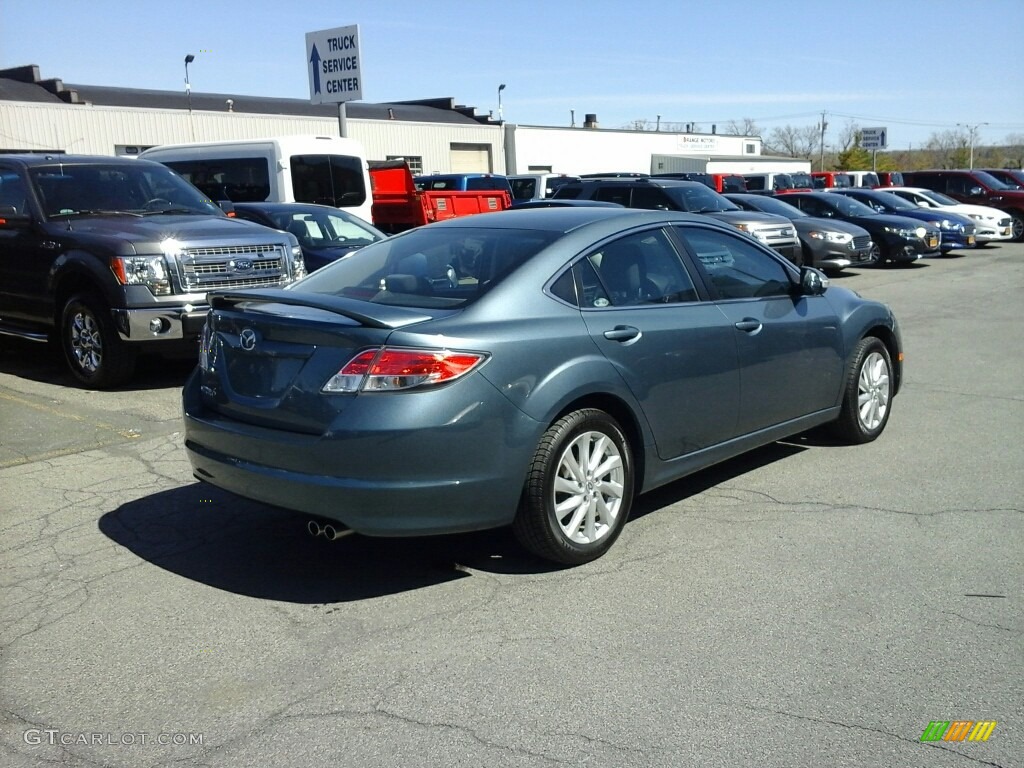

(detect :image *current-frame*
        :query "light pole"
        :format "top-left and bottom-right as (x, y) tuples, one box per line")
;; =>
(497, 83), (506, 122)
(184, 54), (195, 112)
(957, 122), (988, 169)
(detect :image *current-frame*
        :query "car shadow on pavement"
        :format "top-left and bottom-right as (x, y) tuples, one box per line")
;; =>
(625, 440), (807, 524)
(0, 336), (196, 391)
(99, 441), (812, 599)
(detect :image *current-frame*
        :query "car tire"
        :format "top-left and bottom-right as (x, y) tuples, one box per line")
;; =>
(513, 409), (634, 565)
(1011, 212), (1024, 242)
(867, 242), (883, 266)
(61, 293), (136, 388)
(829, 337), (893, 444)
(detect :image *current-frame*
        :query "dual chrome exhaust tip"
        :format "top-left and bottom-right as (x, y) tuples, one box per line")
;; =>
(307, 519), (353, 541)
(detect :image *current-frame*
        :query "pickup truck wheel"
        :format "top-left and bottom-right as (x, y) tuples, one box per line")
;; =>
(513, 409), (633, 565)
(61, 294), (136, 388)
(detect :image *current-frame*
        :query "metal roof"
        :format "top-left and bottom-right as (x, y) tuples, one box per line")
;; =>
(0, 65), (493, 126)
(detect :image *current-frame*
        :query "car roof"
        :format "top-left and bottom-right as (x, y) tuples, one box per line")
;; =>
(424, 206), (736, 234)
(232, 201), (344, 213)
(0, 153), (160, 168)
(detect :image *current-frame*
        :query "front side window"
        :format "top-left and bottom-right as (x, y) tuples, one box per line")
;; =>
(291, 154), (367, 207)
(0, 169), (29, 213)
(677, 226), (792, 301)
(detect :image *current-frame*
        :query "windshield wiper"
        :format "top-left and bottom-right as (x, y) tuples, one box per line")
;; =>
(139, 207), (201, 216)
(50, 209), (145, 218)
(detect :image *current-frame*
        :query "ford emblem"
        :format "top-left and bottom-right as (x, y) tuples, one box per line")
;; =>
(231, 258), (254, 272)
(240, 328), (257, 351)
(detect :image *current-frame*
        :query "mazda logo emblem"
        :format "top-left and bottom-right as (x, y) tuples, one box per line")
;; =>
(239, 328), (257, 351)
(231, 258), (254, 272)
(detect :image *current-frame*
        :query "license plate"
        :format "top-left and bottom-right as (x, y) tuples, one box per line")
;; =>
(928, 237), (938, 248)
(967, 235), (975, 245)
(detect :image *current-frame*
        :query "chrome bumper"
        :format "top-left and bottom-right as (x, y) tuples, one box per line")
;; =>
(112, 305), (209, 341)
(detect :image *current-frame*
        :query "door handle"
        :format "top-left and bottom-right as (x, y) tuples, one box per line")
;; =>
(734, 318), (762, 333)
(604, 325), (641, 343)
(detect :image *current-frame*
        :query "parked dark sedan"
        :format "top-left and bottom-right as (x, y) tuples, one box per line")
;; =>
(724, 192), (877, 271)
(828, 188), (977, 253)
(231, 202), (386, 272)
(782, 192), (940, 264)
(184, 208), (902, 565)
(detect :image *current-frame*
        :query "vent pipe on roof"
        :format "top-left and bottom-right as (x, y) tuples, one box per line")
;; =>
(584, 113), (598, 129)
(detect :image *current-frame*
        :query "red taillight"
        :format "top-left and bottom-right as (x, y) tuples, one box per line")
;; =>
(322, 347), (487, 393)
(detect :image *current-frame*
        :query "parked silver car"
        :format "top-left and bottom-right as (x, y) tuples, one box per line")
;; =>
(726, 193), (877, 271)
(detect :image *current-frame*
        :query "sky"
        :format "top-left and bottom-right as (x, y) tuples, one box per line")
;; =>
(3, 0), (1023, 151)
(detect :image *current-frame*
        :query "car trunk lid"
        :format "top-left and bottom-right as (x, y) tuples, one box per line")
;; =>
(199, 289), (439, 433)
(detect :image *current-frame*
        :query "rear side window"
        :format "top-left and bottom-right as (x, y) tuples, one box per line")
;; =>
(745, 176), (766, 191)
(510, 178), (537, 199)
(162, 157), (270, 202)
(291, 154), (367, 207)
(583, 229), (698, 307)
(720, 176), (746, 193)
(594, 186), (632, 206)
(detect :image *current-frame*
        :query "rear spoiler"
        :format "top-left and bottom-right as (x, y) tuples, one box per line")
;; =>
(206, 289), (434, 329)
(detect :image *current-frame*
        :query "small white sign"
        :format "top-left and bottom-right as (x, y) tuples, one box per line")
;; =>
(306, 24), (363, 104)
(861, 126), (888, 150)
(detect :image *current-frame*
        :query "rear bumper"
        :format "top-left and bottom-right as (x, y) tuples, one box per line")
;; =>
(182, 369), (540, 536)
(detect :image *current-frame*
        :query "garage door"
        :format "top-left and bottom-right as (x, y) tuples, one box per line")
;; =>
(450, 144), (492, 173)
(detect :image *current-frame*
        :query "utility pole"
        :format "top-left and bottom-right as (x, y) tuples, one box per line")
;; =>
(818, 111), (828, 172)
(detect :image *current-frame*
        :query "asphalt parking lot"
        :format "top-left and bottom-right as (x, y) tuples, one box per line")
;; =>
(1, 244), (1021, 768)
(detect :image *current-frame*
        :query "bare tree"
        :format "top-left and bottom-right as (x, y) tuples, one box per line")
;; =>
(764, 125), (819, 158)
(723, 118), (761, 137)
(836, 120), (861, 152)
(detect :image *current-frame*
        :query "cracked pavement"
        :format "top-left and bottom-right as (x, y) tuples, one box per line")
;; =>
(1, 246), (1021, 767)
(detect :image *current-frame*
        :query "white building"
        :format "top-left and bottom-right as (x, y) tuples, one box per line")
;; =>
(0, 64), (773, 177)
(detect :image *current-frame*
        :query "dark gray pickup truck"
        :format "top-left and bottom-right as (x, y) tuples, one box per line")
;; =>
(0, 154), (305, 387)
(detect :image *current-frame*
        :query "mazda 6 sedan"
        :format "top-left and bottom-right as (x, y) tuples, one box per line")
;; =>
(184, 208), (902, 565)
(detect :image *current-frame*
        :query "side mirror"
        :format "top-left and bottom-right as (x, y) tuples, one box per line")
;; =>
(0, 205), (31, 228)
(799, 266), (829, 296)
(217, 200), (235, 216)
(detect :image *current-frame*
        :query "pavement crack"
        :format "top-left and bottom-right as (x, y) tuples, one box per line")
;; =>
(733, 703), (1009, 768)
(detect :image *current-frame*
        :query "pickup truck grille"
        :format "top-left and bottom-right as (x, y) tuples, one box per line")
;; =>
(178, 244), (289, 291)
(851, 235), (872, 250)
(756, 225), (796, 243)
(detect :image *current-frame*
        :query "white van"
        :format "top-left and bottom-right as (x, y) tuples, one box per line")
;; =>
(140, 135), (373, 224)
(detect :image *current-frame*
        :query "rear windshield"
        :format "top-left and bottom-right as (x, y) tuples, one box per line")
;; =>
(292, 226), (560, 309)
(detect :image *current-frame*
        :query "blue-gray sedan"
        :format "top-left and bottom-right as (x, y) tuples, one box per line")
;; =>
(184, 208), (902, 565)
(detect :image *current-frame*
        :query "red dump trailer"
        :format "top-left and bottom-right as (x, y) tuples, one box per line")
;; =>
(368, 160), (512, 234)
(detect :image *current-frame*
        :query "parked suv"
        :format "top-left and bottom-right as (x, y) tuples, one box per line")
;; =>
(901, 170), (1024, 241)
(508, 173), (581, 200)
(0, 154), (304, 387)
(552, 178), (800, 261)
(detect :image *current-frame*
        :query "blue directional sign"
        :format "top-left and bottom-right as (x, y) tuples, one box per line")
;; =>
(861, 126), (888, 150)
(305, 24), (363, 104)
